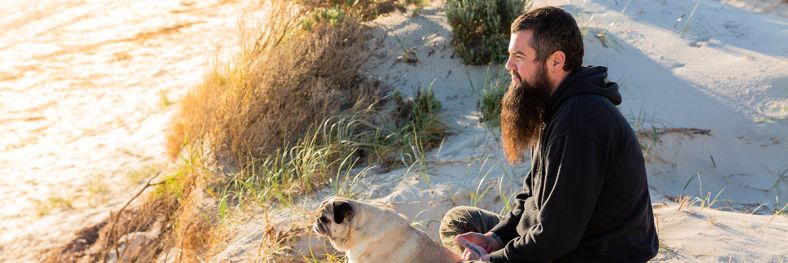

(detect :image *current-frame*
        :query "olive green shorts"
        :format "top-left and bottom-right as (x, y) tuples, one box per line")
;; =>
(439, 206), (502, 256)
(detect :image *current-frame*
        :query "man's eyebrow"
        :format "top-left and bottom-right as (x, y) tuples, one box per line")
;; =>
(510, 51), (526, 56)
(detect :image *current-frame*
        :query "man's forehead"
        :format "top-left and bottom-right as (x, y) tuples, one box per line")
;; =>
(509, 30), (534, 54)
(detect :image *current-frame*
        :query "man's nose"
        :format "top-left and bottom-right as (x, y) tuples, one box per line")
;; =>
(504, 57), (515, 71)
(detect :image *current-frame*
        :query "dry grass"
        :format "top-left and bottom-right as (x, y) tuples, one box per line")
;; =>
(173, 183), (221, 262)
(44, 189), (178, 262)
(48, 1), (450, 261)
(254, 209), (311, 262)
(626, 107), (712, 163)
(45, 157), (218, 262)
(167, 0), (385, 166)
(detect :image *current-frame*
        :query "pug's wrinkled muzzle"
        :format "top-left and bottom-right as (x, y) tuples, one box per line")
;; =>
(313, 215), (330, 235)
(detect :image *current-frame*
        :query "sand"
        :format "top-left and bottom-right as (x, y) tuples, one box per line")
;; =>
(0, 0), (255, 261)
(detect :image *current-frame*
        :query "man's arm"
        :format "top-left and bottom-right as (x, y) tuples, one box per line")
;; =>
(488, 132), (607, 262)
(488, 167), (534, 243)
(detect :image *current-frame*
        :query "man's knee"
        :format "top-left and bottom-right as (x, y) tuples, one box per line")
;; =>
(439, 206), (501, 242)
(440, 206), (480, 234)
(441, 206), (477, 223)
(439, 206), (501, 255)
(440, 206), (482, 255)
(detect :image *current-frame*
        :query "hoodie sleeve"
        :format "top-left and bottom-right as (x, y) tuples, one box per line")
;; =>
(488, 132), (607, 262)
(489, 193), (530, 243)
(489, 164), (534, 243)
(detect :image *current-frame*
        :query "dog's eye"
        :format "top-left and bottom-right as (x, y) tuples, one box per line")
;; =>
(320, 215), (329, 223)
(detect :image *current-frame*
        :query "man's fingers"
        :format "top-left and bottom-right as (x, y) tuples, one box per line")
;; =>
(462, 249), (474, 260)
(456, 232), (495, 252)
(456, 232), (475, 240)
(458, 236), (487, 257)
(458, 232), (484, 243)
(462, 248), (478, 260)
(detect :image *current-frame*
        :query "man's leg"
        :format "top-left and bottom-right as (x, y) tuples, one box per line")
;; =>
(439, 206), (502, 256)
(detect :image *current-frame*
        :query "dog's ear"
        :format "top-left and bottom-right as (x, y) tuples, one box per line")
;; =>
(333, 201), (354, 224)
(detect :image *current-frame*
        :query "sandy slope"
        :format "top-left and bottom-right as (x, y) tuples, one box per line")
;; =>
(566, 0), (787, 209)
(0, 0), (255, 261)
(651, 204), (787, 262)
(214, 0), (787, 262)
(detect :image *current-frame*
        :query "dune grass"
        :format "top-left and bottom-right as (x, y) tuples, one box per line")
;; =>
(217, 85), (448, 209)
(163, 1), (383, 258)
(166, 0), (384, 165)
(139, 1), (448, 261)
(45, 0), (457, 261)
(477, 65), (509, 127)
(45, 1), (448, 262)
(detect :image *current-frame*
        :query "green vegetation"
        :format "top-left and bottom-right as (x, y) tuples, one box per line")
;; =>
(446, 0), (531, 65)
(217, 85), (448, 208)
(477, 65), (509, 127)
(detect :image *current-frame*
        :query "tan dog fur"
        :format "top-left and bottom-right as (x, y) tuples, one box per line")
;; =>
(313, 196), (461, 263)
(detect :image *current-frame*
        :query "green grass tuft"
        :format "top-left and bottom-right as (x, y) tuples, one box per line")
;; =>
(215, 86), (449, 208)
(477, 65), (509, 127)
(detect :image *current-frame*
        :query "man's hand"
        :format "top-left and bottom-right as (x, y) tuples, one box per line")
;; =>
(455, 232), (504, 253)
(458, 235), (491, 261)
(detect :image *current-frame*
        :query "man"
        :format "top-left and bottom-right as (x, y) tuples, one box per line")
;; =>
(439, 6), (658, 262)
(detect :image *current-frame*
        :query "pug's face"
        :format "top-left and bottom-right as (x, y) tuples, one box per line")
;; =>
(313, 196), (356, 251)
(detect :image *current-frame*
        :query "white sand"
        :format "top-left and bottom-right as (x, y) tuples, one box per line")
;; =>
(0, 0), (256, 261)
(1, 0), (786, 262)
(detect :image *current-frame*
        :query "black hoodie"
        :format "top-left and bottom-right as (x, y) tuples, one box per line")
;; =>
(488, 66), (659, 262)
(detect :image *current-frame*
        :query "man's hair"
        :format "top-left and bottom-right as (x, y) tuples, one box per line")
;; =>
(511, 7), (583, 72)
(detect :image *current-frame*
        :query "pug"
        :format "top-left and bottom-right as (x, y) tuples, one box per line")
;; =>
(313, 196), (461, 263)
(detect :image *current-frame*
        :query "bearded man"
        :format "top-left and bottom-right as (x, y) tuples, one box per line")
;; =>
(439, 6), (659, 262)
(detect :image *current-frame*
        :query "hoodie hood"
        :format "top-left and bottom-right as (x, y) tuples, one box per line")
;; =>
(545, 66), (621, 121)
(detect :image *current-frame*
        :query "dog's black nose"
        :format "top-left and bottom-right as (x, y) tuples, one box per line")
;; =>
(314, 215), (330, 235)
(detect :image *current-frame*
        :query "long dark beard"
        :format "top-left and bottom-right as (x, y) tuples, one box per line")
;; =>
(500, 64), (551, 164)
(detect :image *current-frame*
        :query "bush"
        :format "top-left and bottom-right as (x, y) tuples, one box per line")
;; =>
(478, 65), (509, 127)
(391, 86), (447, 150)
(446, 0), (531, 65)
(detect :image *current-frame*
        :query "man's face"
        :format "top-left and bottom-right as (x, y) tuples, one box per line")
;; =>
(500, 29), (552, 164)
(505, 30), (541, 88)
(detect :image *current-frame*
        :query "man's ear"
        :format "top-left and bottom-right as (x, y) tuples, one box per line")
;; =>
(549, 51), (566, 72)
(333, 201), (354, 224)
